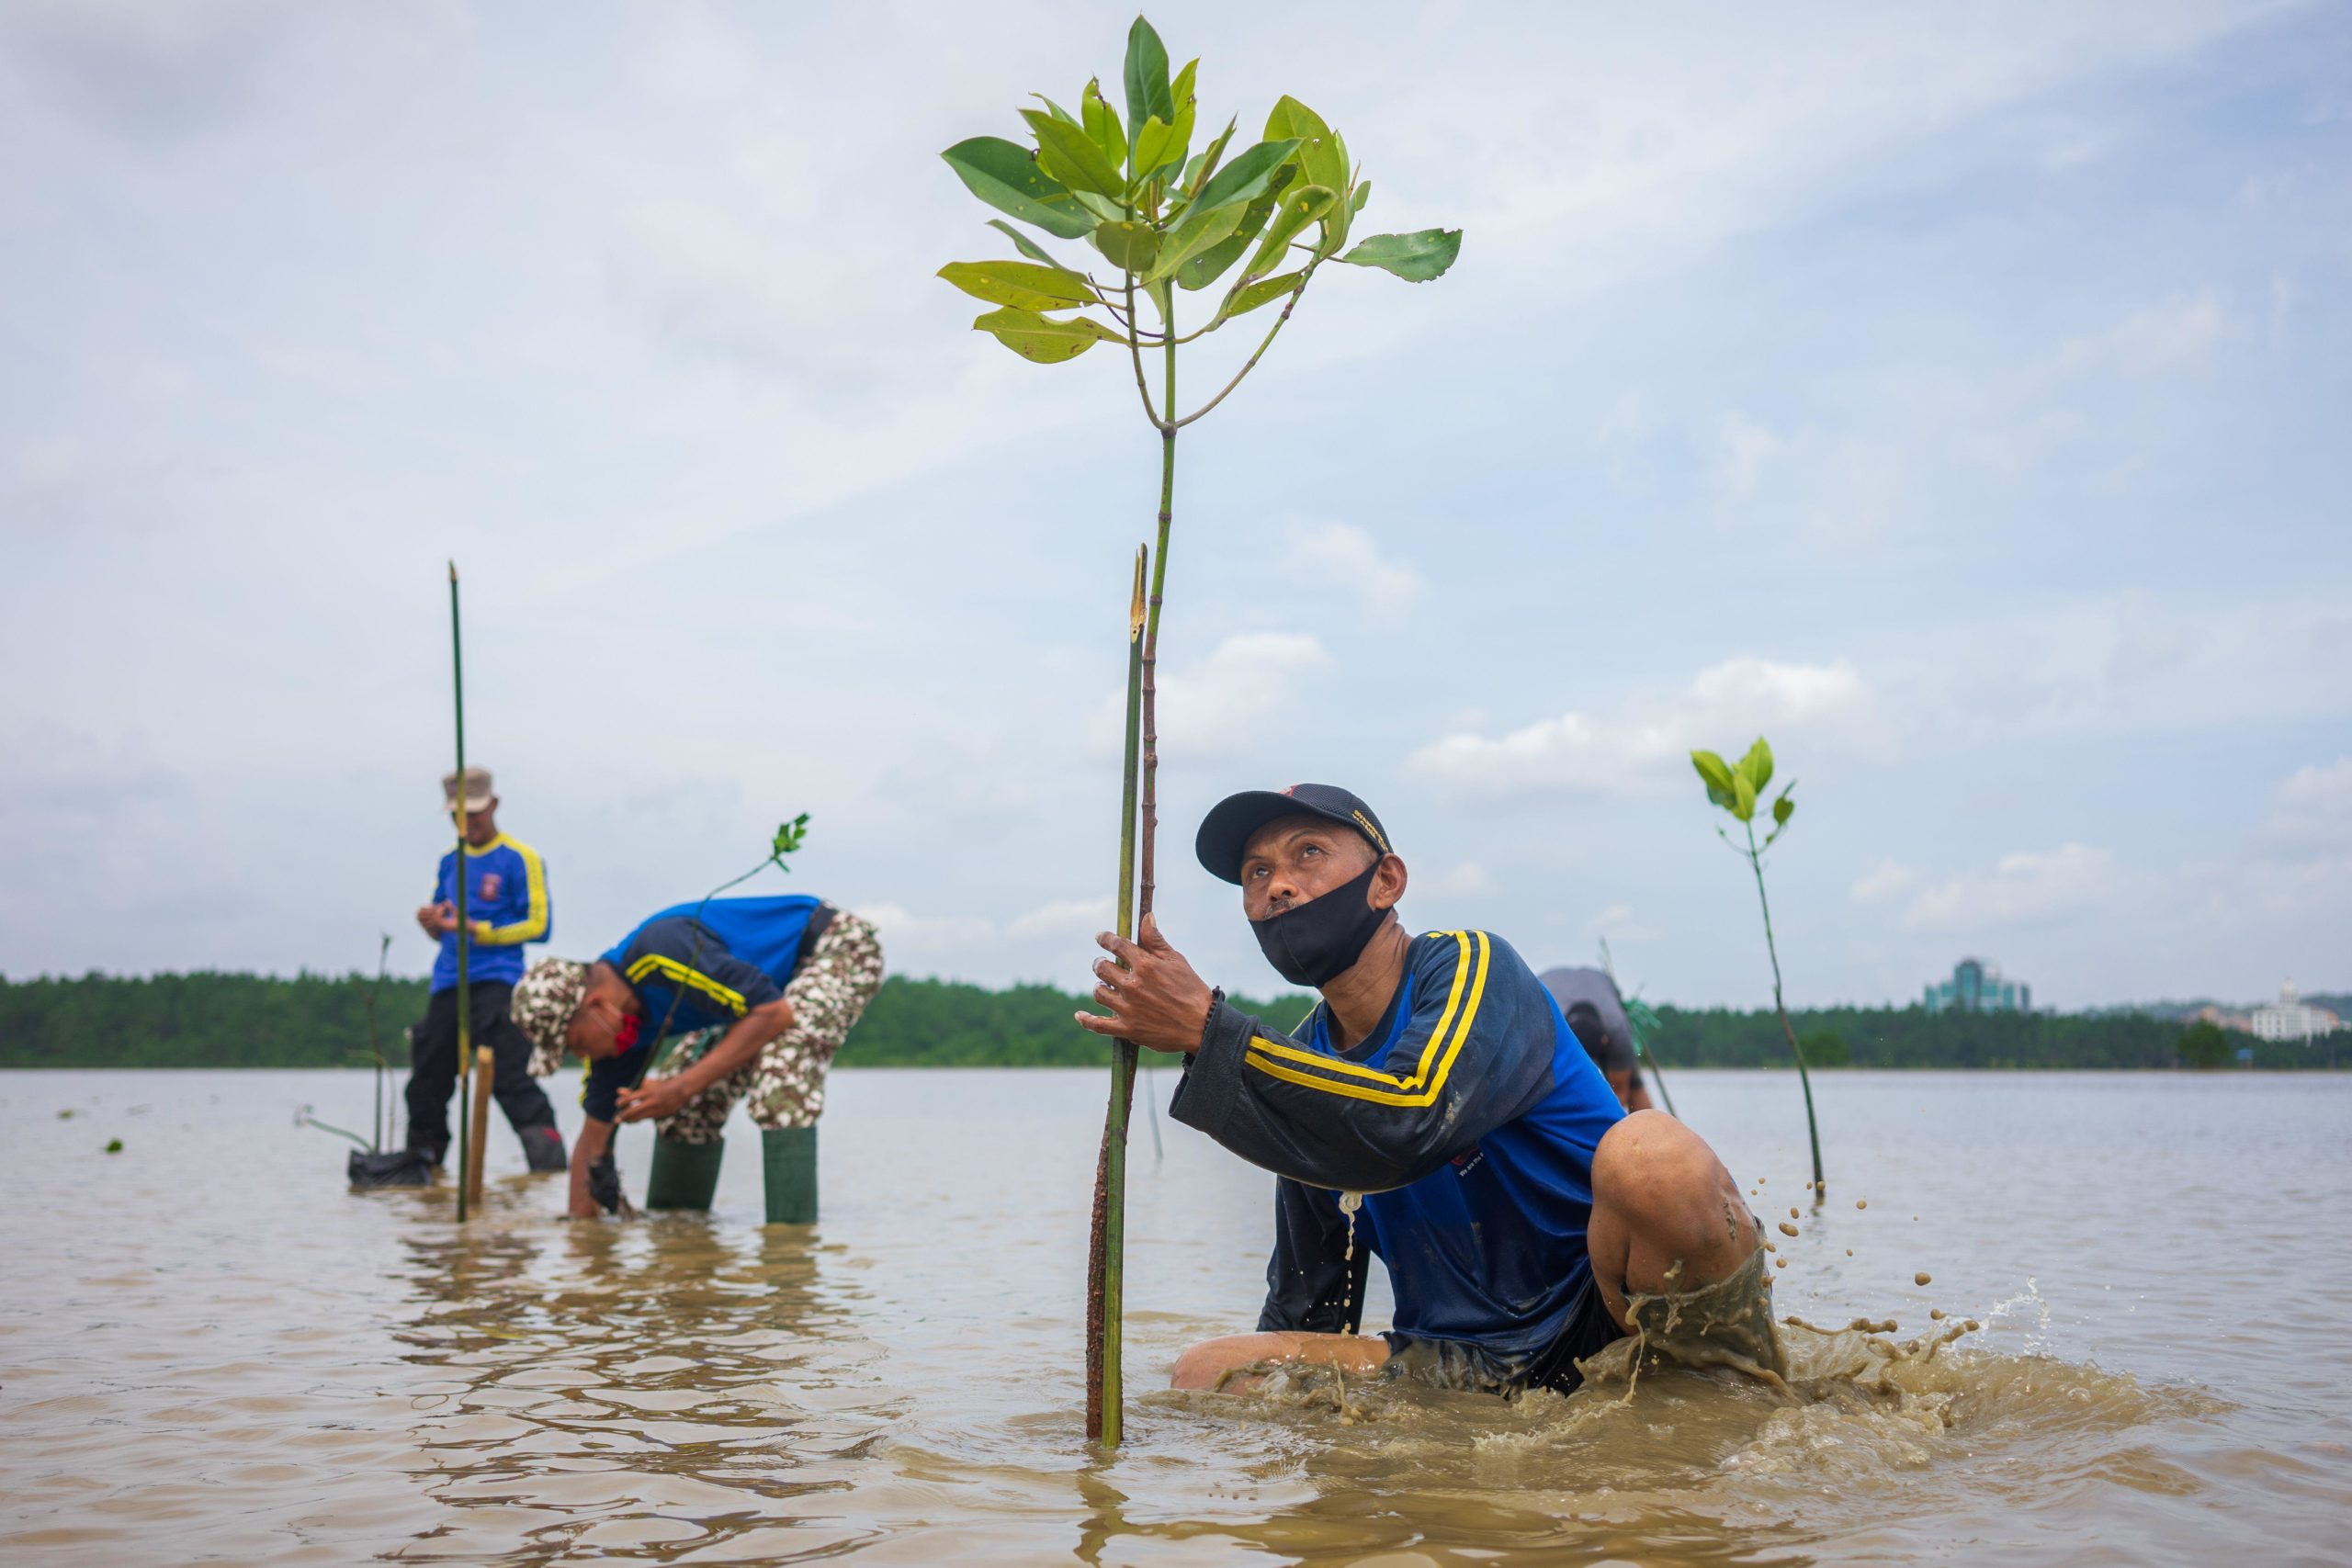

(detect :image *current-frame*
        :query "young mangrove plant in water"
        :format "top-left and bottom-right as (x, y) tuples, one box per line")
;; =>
(936, 14), (1462, 1445)
(1690, 737), (1824, 1201)
(448, 562), (483, 1222)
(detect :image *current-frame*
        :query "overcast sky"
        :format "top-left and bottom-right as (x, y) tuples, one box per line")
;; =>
(3, 1), (2346, 1010)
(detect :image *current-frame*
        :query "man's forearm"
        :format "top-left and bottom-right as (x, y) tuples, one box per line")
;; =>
(569, 1117), (615, 1215)
(670, 1002), (792, 1097)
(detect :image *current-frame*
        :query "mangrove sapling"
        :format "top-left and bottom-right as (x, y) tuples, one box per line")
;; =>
(936, 14), (1462, 1446)
(368, 933), (392, 1151)
(1689, 737), (1825, 1201)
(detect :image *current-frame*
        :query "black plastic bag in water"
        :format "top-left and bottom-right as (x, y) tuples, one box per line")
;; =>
(587, 1154), (630, 1215)
(348, 1148), (435, 1189)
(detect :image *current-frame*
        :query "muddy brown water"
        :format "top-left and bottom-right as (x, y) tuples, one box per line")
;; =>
(4, 1067), (2346, 1565)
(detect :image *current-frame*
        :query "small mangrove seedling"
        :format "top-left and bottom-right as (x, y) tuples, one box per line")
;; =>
(1690, 737), (1825, 1201)
(448, 562), (486, 1222)
(936, 13), (1461, 1448)
(1600, 935), (1679, 1120)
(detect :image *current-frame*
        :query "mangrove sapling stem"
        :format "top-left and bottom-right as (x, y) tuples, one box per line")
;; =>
(1170, 269), (1315, 429)
(1746, 818), (1825, 1203)
(449, 562), (474, 1222)
(368, 933), (391, 1150)
(1086, 546), (1148, 1444)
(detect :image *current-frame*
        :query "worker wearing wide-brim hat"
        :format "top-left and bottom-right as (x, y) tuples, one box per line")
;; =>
(377, 767), (565, 1182)
(510, 892), (883, 1224)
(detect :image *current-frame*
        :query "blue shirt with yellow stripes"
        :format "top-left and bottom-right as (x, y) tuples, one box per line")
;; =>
(1170, 927), (1626, 1390)
(581, 895), (824, 1122)
(429, 834), (551, 992)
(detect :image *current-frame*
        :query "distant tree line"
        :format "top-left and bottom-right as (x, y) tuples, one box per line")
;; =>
(0, 972), (2338, 1071)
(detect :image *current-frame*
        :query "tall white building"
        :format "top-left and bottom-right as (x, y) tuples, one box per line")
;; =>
(2251, 981), (2339, 1043)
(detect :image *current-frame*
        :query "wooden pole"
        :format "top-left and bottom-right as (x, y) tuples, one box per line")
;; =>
(1085, 545), (1147, 1445)
(449, 562), (477, 1221)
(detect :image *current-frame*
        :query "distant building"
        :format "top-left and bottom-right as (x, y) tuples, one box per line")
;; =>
(2251, 980), (2340, 1043)
(1925, 957), (2031, 1014)
(2193, 1004), (2254, 1033)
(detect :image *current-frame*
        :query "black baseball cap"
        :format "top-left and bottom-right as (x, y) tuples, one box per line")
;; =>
(1195, 784), (1396, 886)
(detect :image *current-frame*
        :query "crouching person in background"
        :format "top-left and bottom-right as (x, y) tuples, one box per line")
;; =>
(509, 894), (883, 1224)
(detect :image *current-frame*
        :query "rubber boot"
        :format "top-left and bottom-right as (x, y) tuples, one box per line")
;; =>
(516, 1121), (569, 1173)
(762, 1125), (818, 1224)
(644, 1134), (724, 1211)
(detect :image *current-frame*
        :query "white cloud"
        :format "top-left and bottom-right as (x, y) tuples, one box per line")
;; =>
(1714, 412), (1784, 501)
(1408, 655), (1873, 798)
(1897, 843), (2127, 932)
(2257, 758), (2352, 851)
(1124, 632), (1335, 761)
(1428, 861), (1494, 897)
(1006, 896), (1114, 939)
(1280, 521), (1423, 618)
(2054, 289), (2229, 378)
(1850, 859), (1922, 904)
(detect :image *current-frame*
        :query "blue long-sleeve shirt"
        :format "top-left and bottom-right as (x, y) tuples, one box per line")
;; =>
(429, 834), (551, 992)
(1170, 927), (1626, 1388)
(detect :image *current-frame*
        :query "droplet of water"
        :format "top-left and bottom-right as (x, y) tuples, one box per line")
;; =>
(1778, 1222), (1799, 1237)
(1915, 1271), (1933, 1287)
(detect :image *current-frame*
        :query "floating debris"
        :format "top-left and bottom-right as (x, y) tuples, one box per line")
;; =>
(57, 1109), (75, 1121)
(105, 1138), (123, 1154)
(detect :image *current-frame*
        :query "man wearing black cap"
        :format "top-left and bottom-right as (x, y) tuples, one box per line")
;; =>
(1080, 784), (1782, 1395)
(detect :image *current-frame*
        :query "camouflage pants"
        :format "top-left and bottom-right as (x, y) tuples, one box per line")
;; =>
(652, 909), (884, 1141)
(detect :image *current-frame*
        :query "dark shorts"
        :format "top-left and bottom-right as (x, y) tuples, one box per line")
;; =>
(1382, 1274), (1626, 1397)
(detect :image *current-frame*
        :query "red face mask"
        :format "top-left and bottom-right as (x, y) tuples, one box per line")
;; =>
(612, 1012), (640, 1051)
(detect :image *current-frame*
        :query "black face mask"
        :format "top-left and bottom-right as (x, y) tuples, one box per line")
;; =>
(1251, 860), (1390, 987)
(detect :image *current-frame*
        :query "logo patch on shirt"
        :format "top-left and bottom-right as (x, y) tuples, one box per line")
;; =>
(481, 873), (503, 900)
(1451, 1145), (1486, 1176)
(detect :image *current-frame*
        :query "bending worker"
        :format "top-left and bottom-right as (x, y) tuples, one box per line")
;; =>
(1539, 964), (1657, 1112)
(509, 892), (883, 1224)
(400, 767), (565, 1176)
(1078, 784), (1783, 1396)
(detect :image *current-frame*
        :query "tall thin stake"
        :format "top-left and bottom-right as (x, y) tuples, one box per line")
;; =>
(1086, 546), (1148, 1445)
(368, 933), (391, 1150)
(448, 562), (477, 1222)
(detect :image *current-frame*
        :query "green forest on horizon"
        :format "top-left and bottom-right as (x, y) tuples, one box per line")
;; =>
(0, 970), (2341, 1071)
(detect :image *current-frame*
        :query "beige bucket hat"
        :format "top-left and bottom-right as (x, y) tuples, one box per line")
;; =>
(512, 956), (589, 1077)
(442, 766), (495, 813)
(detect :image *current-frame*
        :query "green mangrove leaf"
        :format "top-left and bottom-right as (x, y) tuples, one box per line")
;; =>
(1131, 96), (1196, 183)
(1145, 199), (1242, 282)
(1338, 229), (1462, 281)
(938, 261), (1100, 310)
(1123, 16), (1172, 142)
(1023, 108), (1125, 198)
(1081, 78), (1125, 175)
(1222, 269), (1303, 320)
(1186, 118), (1237, 200)
(1772, 793), (1796, 828)
(1192, 138), (1301, 212)
(1069, 187), (1127, 224)
(1033, 93), (1080, 127)
(1690, 750), (1737, 811)
(1170, 57), (1197, 112)
(986, 217), (1066, 267)
(1737, 737), (1774, 794)
(972, 307), (1124, 364)
(1091, 219), (1161, 274)
(1265, 95), (1345, 194)
(943, 137), (1097, 239)
(1176, 192), (1276, 289)
(1732, 771), (1758, 823)
(1351, 178), (1371, 215)
(1242, 184), (1333, 280)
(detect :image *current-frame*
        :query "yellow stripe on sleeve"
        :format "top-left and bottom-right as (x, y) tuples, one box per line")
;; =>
(624, 953), (748, 1016)
(1241, 932), (1492, 1108)
(473, 838), (550, 945)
